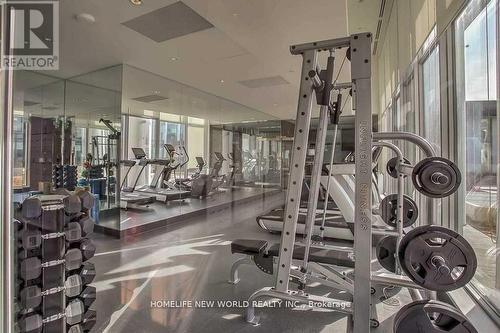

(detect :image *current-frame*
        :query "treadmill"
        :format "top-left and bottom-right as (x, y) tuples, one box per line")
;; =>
(119, 152), (156, 210)
(133, 147), (191, 203)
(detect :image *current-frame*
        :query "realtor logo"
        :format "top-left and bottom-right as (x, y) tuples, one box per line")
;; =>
(1, 1), (59, 70)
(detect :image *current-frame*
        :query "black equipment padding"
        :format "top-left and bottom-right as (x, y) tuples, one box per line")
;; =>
(257, 208), (348, 229)
(267, 243), (354, 267)
(231, 239), (268, 255)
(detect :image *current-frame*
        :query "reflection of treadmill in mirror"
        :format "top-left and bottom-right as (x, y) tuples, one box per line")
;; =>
(119, 148), (156, 210)
(133, 147), (191, 203)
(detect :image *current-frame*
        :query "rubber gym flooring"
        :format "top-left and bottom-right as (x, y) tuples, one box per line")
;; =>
(90, 193), (413, 333)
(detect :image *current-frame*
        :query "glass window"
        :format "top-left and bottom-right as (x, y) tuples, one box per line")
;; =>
(392, 96), (401, 132)
(188, 116), (205, 125)
(160, 112), (182, 122)
(73, 127), (87, 174)
(187, 125), (205, 169)
(13, 114), (27, 187)
(455, 0), (499, 314)
(402, 77), (417, 195)
(88, 128), (111, 164)
(159, 121), (185, 159)
(127, 116), (156, 186)
(422, 46), (441, 156)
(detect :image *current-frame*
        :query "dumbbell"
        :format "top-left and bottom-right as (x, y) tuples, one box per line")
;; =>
(80, 239), (96, 261)
(76, 190), (95, 212)
(67, 325), (83, 333)
(75, 216), (94, 237)
(66, 264), (96, 297)
(66, 310), (96, 332)
(22, 197), (42, 219)
(18, 228), (42, 250)
(80, 286), (96, 308)
(65, 274), (83, 298)
(66, 299), (84, 325)
(65, 222), (82, 243)
(54, 188), (71, 196)
(64, 194), (82, 215)
(18, 313), (42, 333)
(79, 262), (96, 285)
(20, 257), (41, 281)
(81, 309), (96, 331)
(19, 285), (42, 309)
(65, 248), (83, 271)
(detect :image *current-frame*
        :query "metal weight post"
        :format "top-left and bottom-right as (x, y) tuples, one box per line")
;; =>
(275, 35), (353, 292)
(300, 50), (336, 276)
(270, 34), (373, 331)
(350, 33), (373, 333)
(274, 48), (319, 292)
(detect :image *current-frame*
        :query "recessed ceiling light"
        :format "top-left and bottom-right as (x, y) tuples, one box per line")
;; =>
(219, 79), (225, 83)
(130, 0), (143, 5)
(170, 57), (179, 61)
(154, 90), (160, 94)
(232, 13), (239, 17)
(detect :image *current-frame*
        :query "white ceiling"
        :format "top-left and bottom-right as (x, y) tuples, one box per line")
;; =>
(50, 0), (350, 119)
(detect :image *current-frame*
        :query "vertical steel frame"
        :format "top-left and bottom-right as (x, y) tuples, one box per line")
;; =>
(274, 33), (374, 331)
(275, 49), (318, 292)
(1, 4), (15, 333)
(302, 104), (329, 269)
(350, 33), (373, 333)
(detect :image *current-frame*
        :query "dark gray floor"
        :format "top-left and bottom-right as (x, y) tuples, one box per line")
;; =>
(90, 194), (409, 333)
(97, 187), (279, 236)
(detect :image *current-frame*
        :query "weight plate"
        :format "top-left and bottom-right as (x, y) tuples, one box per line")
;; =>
(386, 157), (411, 178)
(398, 225), (477, 291)
(376, 236), (397, 273)
(394, 300), (477, 333)
(412, 157), (461, 198)
(380, 194), (419, 228)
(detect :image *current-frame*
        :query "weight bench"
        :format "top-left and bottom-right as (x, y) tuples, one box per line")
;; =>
(229, 239), (355, 285)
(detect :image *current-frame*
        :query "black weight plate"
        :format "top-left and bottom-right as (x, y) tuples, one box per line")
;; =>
(398, 225), (477, 291)
(380, 194), (419, 228)
(376, 236), (397, 273)
(412, 157), (461, 198)
(394, 300), (477, 333)
(386, 157), (411, 178)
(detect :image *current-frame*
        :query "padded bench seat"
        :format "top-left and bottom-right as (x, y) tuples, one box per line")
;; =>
(267, 244), (354, 268)
(231, 239), (353, 268)
(231, 239), (268, 255)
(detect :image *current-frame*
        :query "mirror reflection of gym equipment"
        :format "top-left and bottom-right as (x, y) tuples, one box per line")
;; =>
(2, 1), (499, 333)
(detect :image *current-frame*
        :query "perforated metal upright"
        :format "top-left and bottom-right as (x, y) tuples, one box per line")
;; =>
(350, 33), (373, 333)
(275, 48), (319, 292)
(274, 34), (373, 333)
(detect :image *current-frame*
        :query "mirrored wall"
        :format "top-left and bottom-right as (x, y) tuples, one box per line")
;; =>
(11, 66), (123, 231)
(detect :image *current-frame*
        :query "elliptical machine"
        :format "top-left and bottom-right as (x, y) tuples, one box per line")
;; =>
(190, 152), (226, 197)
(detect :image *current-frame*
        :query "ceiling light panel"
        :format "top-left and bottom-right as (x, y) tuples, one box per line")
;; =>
(122, 1), (214, 42)
(131, 94), (169, 103)
(238, 76), (289, 88)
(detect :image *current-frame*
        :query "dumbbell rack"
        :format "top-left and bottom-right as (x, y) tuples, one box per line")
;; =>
(52, 165), (78, 192)
(15, 192), (96, 333)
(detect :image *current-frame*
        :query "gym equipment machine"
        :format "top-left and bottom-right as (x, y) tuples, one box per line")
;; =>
(132, 147), (191, 203)
(119, 158), (156, 211)
(171, 151), (206, 191)
(228, 34), (477, 332)
(190, 152), (227, 197)
(159, 144), (189, 189)
(15, 192), (97, 333)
